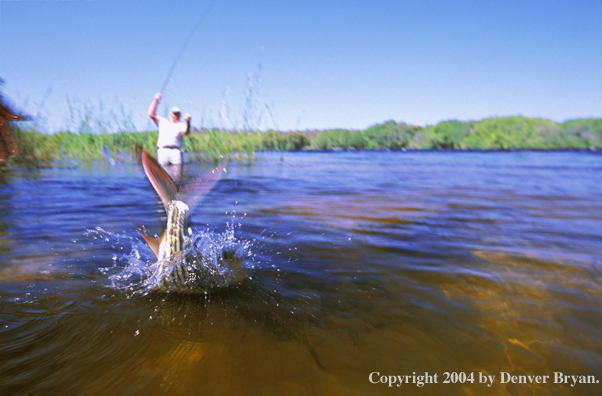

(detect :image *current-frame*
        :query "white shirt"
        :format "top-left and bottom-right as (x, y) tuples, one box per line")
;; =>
(156, 116), (187, 148)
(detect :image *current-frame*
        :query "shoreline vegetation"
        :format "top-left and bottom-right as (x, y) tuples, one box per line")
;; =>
(11, 116), (602, 167)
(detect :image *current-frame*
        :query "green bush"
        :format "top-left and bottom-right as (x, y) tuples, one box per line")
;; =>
(560, 119), (602, 148)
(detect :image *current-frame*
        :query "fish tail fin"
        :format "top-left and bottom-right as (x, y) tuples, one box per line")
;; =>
(179, 161), (226, 210)
(141, 148), (178, 211)
(129, 215), (166, 258)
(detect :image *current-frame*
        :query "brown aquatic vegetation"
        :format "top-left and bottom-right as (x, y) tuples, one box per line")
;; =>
(0, 96), (26, 164)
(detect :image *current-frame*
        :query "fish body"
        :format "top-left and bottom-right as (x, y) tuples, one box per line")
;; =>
(137, 149), (238, 292)
(158, 200), (191, 261)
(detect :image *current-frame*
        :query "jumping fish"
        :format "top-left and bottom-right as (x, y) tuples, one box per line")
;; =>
(136, 148), (235, 292)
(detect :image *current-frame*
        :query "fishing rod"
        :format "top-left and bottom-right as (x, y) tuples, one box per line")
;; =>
(158, 6), (214, 95)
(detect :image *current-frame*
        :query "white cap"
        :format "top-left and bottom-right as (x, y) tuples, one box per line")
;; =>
(171, 107), (181, 114)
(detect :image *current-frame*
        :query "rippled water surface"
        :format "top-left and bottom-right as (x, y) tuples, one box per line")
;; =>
(1, 151), (601, 395)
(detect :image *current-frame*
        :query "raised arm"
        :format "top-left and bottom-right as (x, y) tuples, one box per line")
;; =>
(148, 93), (162, 126)
(184, 113), (191, 135)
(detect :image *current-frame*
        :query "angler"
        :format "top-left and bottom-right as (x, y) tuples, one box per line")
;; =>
(148, 92), (191, 172)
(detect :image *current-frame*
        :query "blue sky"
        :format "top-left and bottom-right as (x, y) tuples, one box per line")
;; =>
(1, 0), (601, 133)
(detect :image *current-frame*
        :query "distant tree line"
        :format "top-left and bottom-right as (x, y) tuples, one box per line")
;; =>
(9, 116), (602, 167)
(307, 117), (602, 150)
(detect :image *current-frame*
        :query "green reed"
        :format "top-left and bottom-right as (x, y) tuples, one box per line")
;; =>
(11, 127), (305, 167)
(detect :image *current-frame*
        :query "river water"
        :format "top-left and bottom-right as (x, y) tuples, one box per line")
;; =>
(0, 151), (601, 395)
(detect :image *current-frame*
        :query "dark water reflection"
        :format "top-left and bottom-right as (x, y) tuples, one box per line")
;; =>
(1, 151), (601, 395)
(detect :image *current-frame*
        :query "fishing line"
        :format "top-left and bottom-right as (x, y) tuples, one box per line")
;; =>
(159, 6), (214, 95)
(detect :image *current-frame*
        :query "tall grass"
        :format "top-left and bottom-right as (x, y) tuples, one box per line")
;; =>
(10, 127), (309, 167)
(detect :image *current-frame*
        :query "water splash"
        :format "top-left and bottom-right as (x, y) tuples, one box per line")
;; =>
(89, 217), (250, 295)
(142, 228), (248, 294)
